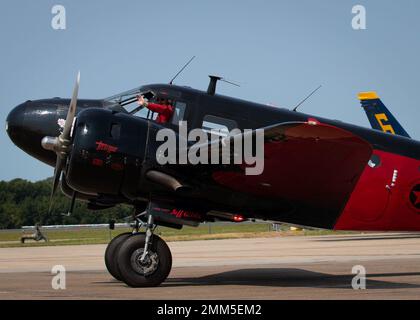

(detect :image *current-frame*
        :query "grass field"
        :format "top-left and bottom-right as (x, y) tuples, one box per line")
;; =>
(0, 223), (345, 248)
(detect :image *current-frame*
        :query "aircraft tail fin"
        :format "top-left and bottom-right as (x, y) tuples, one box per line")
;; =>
(358, 92), (410, 138)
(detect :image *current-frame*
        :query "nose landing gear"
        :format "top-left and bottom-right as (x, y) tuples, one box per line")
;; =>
(104, 231), (132, 281)
(104, 207), (172, 287)
(118, 232), (172, 287)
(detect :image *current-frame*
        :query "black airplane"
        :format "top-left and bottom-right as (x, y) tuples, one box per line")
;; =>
(6, 72), (420, 287)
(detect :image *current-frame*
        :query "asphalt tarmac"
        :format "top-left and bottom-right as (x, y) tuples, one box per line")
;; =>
(1, 233), (420, 299)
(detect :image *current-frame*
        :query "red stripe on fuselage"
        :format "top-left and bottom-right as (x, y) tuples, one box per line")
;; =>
(334, 149), (420, 231)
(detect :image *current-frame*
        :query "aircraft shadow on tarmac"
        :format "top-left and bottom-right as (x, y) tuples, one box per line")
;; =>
(160, 268), (420, 290)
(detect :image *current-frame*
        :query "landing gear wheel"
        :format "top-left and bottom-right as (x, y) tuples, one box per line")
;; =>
(117, 233), (172, 287)
(104, 232), (132, 281)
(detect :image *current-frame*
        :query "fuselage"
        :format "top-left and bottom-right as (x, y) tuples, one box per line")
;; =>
(6, 83), (420, 230)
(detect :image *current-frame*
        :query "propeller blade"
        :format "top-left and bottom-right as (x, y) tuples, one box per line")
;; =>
(62, 71), (80, 140)
(48, 155), (65, 213)
(47, 71), (81, 215)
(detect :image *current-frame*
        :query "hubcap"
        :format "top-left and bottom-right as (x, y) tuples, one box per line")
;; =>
(130, 248), (159, 276)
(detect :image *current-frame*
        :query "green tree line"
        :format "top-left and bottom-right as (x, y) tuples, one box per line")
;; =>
(0, 178), (132, 229)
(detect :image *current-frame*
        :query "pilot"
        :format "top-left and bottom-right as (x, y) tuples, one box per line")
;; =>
(137, 95), (174, 124)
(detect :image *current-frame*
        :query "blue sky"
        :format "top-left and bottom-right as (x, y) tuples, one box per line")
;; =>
(1, 0), (419, 181)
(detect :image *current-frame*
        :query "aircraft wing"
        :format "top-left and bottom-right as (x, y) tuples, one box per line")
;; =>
(149, 121), (373, 227)
(209, 121), (373, 212)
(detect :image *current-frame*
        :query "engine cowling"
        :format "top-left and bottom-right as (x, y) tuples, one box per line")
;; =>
(65, 108), (148, 197)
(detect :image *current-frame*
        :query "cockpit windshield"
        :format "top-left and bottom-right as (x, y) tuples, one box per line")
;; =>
(104, 87), (154, 107)
(103, 87), (156, 117)
(103, 85), (187, 125)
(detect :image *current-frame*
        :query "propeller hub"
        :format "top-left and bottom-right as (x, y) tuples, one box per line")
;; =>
(41, 136), (59, 152)
(42, 135), (71, 154)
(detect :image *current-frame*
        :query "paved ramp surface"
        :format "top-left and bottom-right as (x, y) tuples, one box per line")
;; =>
(0, 233), (420, 299)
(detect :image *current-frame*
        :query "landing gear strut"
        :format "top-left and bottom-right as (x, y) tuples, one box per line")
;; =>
(140, 213), (155, 262)
(104, 207), (172, 287)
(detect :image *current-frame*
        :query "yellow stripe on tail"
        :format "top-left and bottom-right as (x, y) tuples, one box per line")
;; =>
(358, 92), (379, 100)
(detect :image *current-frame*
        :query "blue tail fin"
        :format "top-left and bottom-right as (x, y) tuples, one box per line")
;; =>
(358, 92), (410, 138)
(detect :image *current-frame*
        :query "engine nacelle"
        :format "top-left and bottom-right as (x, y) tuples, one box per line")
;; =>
(65, 108), (148, 197)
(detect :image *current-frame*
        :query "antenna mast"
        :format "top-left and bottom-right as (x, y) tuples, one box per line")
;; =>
(292, 85), (322, 112)
(169, 56), (196, 85)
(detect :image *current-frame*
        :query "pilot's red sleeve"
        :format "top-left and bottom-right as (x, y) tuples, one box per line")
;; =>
(146, 103), (170, 113)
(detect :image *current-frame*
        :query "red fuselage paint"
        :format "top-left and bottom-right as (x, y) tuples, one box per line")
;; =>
(334, 149), (420, 231)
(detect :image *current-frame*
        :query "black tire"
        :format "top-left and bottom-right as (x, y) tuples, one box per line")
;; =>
(117, 233), (172, 287)
(104, 232), (132, 281)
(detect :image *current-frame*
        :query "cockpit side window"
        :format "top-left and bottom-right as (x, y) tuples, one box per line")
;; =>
(202, 115), (238, 137)
(140, 97), (187, 125)
(171, 101), (187, 125)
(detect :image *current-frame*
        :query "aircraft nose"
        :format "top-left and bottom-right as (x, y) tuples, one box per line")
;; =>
(6, 102), (27, 143)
